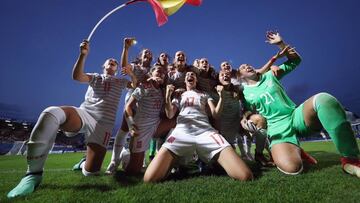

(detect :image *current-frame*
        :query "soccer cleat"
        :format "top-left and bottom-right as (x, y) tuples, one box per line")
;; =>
(72, 157), (86, 171)
(7, 174), (42, 198)
(120, 148), (130, 170)
(341, 157), (360, 178)
(300, 149), (318, 165)
(105, 161), (120, 175)
(255, 152), (275, 167)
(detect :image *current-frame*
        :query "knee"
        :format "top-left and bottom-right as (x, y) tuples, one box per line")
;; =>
(42, 106), (66, 124)
(276, 161), (303, 175)
(314, 92), (340, 109)
(231, 170), (253, 181)
(143, 171), (158, 183)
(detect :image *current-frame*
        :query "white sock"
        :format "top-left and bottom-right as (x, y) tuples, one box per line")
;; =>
(110, 129), (128, 163)
(26, 107), (66, 174)
(82, 166), (100, 176)
(80, 160), (86, 169)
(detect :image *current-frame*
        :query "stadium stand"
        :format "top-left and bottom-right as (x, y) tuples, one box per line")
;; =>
(0, 118), (86, 155)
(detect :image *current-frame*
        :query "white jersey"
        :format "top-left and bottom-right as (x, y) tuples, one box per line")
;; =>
(167, 70), (186, 89)
(167, 71), (186, 89)
(132, 83), (163, 125)
(124, 63), (150, 103)
(131, 63), (149, 83)
(130, 83), (164, 152)
(163, 90), (230, 162)
(172, 90), (214, 135)
(80, 73), (128, 126)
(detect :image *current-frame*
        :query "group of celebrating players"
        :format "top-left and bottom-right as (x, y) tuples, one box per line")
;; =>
(7, 31), (360, 199)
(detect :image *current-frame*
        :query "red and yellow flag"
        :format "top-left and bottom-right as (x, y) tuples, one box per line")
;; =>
(87, 0), (202, 41)
(147, 0), (203, 26)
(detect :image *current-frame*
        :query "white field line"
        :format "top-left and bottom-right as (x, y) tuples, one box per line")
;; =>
(0, 168), (73, 174)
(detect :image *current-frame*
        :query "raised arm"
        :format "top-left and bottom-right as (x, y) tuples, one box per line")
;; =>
(72, 40), (93, 83)
(266, 31), (301, 60)
(266, 31), (301, 78)
(208, 85), (224, 119)
(121, 38), (135, 68)
(256, 46), (289, 75)
(165, 84), (178, 119)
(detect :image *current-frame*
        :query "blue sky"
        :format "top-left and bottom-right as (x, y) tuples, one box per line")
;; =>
(1, 0), (360, 124)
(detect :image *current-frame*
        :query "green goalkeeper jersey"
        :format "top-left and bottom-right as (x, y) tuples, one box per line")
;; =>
(242, 58), (301, 133)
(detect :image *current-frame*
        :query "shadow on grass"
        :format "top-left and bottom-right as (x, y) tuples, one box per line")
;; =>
(112, 170), (143, 187)
(302, 151), (341, 173)
(41, 183), (113, 192)
(104, 151), (342, 185)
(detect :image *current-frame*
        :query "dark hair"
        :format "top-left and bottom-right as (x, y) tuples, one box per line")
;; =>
(131, 49), (152, 67)
(156, 52), (170, 65)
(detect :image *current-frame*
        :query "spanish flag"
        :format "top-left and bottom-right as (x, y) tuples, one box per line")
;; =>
(146, 0), (203, 26)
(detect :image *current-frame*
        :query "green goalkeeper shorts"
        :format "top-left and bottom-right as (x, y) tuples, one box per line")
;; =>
(268, 103), (312, 148)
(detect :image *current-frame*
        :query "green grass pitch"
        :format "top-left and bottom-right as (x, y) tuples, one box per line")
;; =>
(1, 140), (360, 202)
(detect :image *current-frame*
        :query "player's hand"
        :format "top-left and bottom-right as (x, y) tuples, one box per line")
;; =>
(271, 65), (284, 77)
(121, 64), (133, 76)
(124, 37), (135, 49)
(79, 40), (89, 55)
(129, 124), (139, 137)
(241, 118), (257, 133)
(174, 88), (185, 98)
(216, 85), (224, 97)
(266, 31), (282, 45)
(286, 47), (297, 55)
(274, 45), (290, 59)
(166, 84), (175, 99)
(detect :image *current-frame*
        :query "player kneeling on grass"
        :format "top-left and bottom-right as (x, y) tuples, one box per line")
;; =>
(106, 66), (166, 175)
(239, 31), (360, 177)
(143, 71), (253, 182)
(7, 40), (137, 198)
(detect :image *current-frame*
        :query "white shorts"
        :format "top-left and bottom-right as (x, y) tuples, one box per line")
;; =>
(65, 107), (113, 148)
(129, 120), (160, 153)
(162, 129), (230, 163)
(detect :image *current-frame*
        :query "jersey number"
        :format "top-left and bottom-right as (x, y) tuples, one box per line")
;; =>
(260, 92), (274, 104)
(185, 97), (195, 107)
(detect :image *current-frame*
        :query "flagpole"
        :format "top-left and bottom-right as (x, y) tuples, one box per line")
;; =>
(87, 0), (146, 42)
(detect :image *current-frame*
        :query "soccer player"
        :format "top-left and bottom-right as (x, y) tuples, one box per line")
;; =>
(194, 58), (218, 95)
(238, 31), (360, 176)
(166, 51), (193, 90)
(217, 70), (273, 166)
(106, 66), (165, 174)
(143, 71), (253, 182)
(154, 52), (170, 73)
(148, 52), (171, 162)
(7, 40), (137, 198)
(105, 38), (153, 173)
